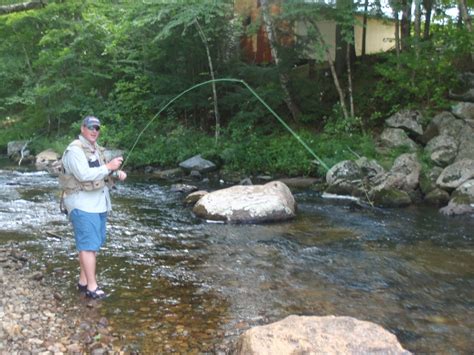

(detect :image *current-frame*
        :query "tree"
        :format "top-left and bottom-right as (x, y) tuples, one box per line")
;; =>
(153, 1), (235, 141)
(422, 0), (434, 39)
(458, 0), (472, 32)
(400, 0), (413, 50)
(260, 0), (301, 122)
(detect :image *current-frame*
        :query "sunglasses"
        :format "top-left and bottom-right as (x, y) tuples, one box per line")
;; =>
(86, 125), (100, 131)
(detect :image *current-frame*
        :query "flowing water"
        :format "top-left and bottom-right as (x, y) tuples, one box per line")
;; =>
(0, 158), (473, 353)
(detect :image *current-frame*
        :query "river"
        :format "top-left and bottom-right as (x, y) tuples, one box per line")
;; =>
(0, 158), (473, 353)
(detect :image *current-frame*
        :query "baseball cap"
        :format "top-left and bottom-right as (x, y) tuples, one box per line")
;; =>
(82, 116), (101, 127)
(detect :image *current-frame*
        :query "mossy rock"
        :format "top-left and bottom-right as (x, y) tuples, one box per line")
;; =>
(424, 188), (450, 206)
(371, 188), (412, 208)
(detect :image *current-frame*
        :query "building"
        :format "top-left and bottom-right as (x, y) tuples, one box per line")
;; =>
(235, 0), (397, 64)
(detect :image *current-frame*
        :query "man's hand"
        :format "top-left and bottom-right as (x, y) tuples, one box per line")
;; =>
(116, 170), (127, 181)
(106, 156), (123, 171)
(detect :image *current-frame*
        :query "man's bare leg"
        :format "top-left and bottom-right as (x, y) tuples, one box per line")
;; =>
(79, 250), (98, 291)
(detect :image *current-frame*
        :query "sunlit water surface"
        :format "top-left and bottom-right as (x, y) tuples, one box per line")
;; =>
(0, 161), (473, 353)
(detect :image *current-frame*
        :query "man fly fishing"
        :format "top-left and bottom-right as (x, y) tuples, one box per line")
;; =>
(59, 116), (126, 299)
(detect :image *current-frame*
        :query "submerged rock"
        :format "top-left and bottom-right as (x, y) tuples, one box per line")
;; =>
(193, 181), (296, 223)
(236, 315), (410, 355)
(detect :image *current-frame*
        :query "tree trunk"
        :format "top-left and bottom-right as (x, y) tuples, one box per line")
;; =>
(260, 0), (300, 122)
(400, 0), (412, 51)
(194, 19), (221, 143)
(335, 0), (356, 76)
(346, 42), (354, 118)
(310, 20), (349, 120)
(394, 9), (401, 68)
(458, 0), (473, 32)
(414, 0), (421, 56)
(0, 0), (45, 15)
(361, 0), (369, 58)
(423, 0), (433, 39)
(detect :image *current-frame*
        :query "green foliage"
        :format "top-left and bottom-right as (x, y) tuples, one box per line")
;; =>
(0, 0), (470, 178)
(374, 24), (469, 112)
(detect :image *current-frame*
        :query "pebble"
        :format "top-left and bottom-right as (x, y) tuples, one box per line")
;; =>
(0, 246), (128, 353)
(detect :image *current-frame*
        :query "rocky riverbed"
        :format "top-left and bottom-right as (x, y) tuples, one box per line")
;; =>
(0, 244), (124, 354)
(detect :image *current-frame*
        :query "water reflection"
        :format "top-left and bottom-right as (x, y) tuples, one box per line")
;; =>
(0, 165), (473, 353)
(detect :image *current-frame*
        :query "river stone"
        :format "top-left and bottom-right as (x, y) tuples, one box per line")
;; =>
(371, 188), (412, 207)
(379, 128), (418, 151)
(452, 102), (474, 121)
(355, 157), (385, 180)
(372, 153), (421, 193)
(425, 135), (458, 167)
(170, 183), (198, 194)
(456, 128), (474, 161)
(236, 315), (410, 355)
(35, 149), (60, 171)
(436, 159), (474, 190)
(179, 154), (216, 173)
(440, 200), (474, 216)
(449, 88), (474, 102)
(184, 190), (208, 205)
(385, 109), (423, 136)
(442, 179), (474, 215)
(421, 112), (461, 144)
(325, 160), (364, 197)
(326, 160), (362, 186)
(419, 167), (443, 195)
(424, 188), (451, 206)
(152, 167), (184, 180)
(7, 140), (31, 160)
(193, 181), (296, 223)
(451, 179), (474, 203)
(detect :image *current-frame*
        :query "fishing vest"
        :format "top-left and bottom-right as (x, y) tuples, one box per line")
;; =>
(58, 139), (110, 195)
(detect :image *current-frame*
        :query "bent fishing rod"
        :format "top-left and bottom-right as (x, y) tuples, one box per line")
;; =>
(120, 78), (329, 172)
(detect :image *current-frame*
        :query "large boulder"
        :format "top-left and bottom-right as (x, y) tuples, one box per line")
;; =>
(355, 157), (385, 181)
(369, 154), (422, 207)
(424, 188), (451, 206)
(420, 112), (463, 144)
(7, 140), (31, 162)
(371, 188), (412, 207)
(236, 315), (410, 355)
(425, 135), (458, 167)
(436, 159), (474, 190)
(193, 181), (296, 223)
(456, 128), (474, 161)
(372, 153), (421, 193)
(385, 109), (423, 136)
(325, 160), (364, 196)
(379, 128), (418, 151)
(440, 179), (474, 216)
(179, 154), (216, 173)
(35, 149), (60, 172)
(452, 102), (474, 121)
(419, 166), (443, 195)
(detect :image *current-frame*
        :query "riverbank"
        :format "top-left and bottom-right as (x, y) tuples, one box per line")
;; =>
(0, 244), (122, 353)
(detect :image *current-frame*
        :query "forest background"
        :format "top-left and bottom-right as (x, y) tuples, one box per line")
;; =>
(0, 0), (472, 177)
